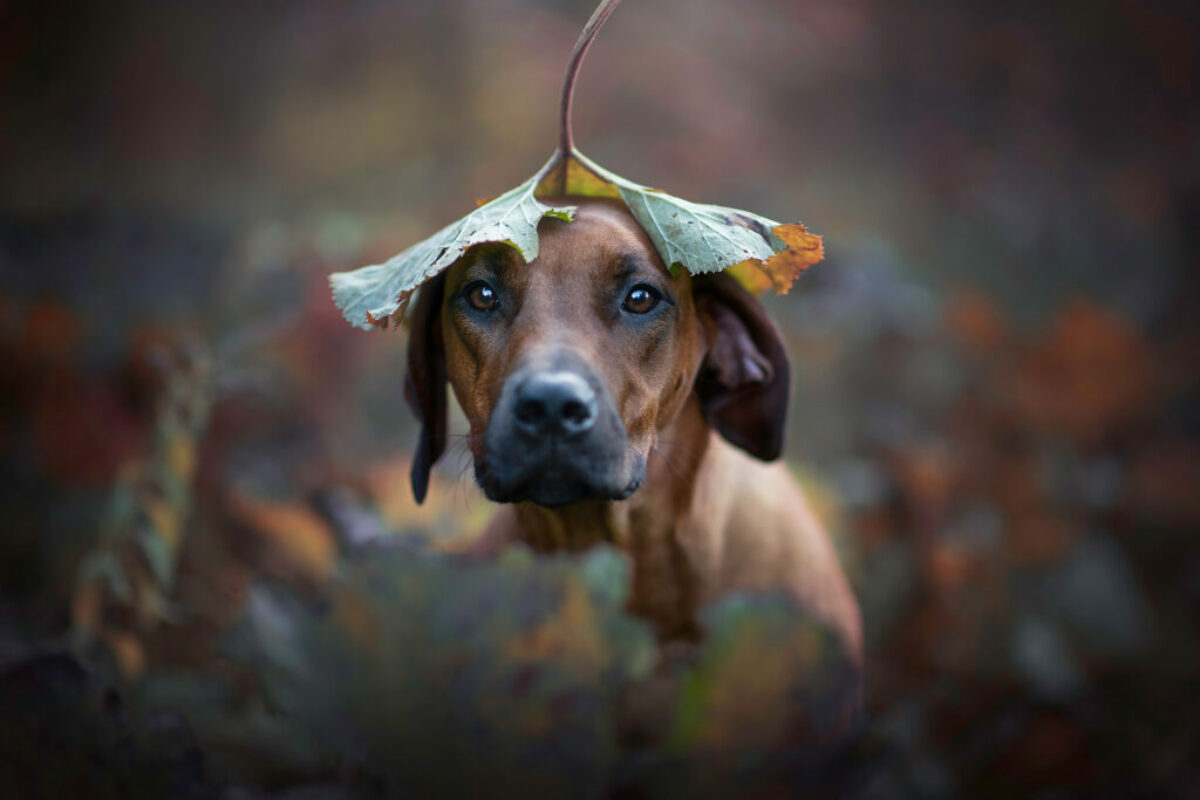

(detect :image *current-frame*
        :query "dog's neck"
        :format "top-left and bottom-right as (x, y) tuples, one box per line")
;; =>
(510, 394), (711, 554)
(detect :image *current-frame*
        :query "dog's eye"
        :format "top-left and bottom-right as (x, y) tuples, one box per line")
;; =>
(465, 281), (498, 312)
(622, 284), (661, 315)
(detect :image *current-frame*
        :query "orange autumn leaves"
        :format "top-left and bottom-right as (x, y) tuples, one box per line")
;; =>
(728, 222), (825, 295)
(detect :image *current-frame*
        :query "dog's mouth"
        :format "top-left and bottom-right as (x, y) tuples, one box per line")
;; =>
(475, 362), (644, 507)
(475, 442), (645, 507)
(475, 456), (644, 506)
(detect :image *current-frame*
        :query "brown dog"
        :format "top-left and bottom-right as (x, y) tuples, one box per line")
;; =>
(404, 197), (862, 670)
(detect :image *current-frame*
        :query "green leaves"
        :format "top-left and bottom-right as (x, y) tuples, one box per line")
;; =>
(329, 158), (575, 330)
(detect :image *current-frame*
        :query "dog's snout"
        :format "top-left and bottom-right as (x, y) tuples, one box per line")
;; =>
(513, 371), (597, 437)
(482, 355), (631, 505)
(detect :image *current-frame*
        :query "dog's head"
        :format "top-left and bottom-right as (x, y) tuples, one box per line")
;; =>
(404, 198), (790, 506)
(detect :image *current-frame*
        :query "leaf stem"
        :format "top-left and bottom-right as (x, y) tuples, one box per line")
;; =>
(558, 0), (623, 191)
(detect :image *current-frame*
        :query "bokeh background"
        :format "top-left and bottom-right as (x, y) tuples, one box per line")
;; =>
(2, 0), (1197, 797)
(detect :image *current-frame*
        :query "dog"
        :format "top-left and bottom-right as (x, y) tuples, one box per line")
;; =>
(404, 197), (862, 673)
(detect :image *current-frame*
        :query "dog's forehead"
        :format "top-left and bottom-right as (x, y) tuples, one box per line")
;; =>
(535, 199), (669, 276)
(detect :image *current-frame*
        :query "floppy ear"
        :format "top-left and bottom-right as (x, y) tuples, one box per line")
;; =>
(692, 272), (790, 461)
(403, 272), (448, 504)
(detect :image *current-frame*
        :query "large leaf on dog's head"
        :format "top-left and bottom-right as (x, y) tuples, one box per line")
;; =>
(329, 161), (575, 330)
(330, 149), (822, 329)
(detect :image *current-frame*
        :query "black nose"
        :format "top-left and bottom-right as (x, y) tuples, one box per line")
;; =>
(513, 371), (597, 437)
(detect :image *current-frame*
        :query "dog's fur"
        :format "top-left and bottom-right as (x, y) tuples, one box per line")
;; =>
(405, 198), (862, 670)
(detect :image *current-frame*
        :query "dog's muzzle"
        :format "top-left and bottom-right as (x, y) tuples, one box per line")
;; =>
(478, 356), (640, 507)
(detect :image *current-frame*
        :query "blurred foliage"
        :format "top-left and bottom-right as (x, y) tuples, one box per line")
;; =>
(256, 545), (656, 798)
(2, 0), (1199, 797)
(12, 537), (858, 798)
(71, 341), (214, 677)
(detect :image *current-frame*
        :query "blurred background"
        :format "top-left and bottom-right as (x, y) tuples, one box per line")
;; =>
(1, 0), (1197, 797)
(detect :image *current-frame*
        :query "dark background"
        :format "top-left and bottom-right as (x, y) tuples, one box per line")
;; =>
(1, 0), (1197, 796)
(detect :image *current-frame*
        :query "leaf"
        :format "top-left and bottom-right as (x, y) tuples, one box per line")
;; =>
(137, 526), (176, 588)
(535, 153), (623, 200)
(332, 149), (822, 327)
(329, 157), (576, 330)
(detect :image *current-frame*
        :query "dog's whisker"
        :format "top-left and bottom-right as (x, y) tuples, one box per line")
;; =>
(654, 437), (702, 457)
(653, 438), (704, 467)
(652, 444), (693, 489)
(451, 442), (476, 507)
(420, 430), (485, 509)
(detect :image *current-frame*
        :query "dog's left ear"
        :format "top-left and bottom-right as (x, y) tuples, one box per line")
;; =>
(692, 272), (790, 461)
(404, 272), (448, 504)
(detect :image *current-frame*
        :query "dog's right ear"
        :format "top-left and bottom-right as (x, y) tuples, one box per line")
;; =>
(404, 272), (448, 504)
(692, 271), (791, 461)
